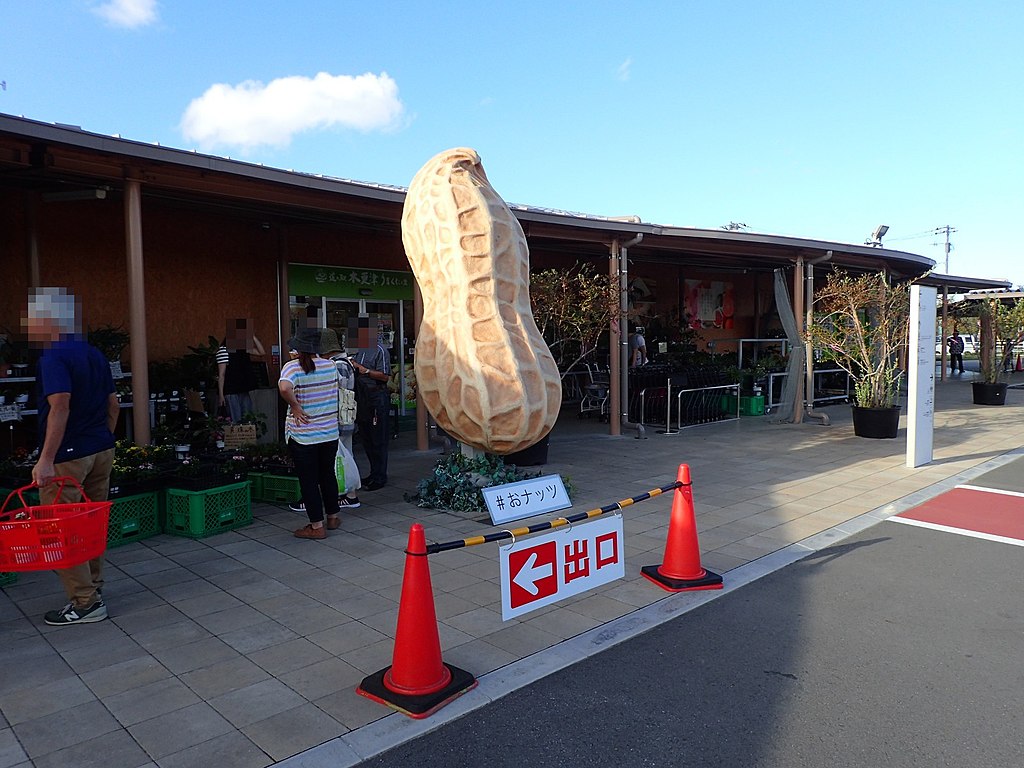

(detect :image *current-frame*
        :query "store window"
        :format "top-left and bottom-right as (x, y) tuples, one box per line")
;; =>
(288, 265), (417, 415)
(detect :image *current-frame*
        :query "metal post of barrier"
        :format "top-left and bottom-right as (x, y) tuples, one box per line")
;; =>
(766, 371), (787, 414)
(667, 383), (738, 430)
(659, 377), (678, 434)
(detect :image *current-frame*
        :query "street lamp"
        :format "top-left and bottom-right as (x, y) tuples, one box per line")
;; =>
(865, 224), (888, 247)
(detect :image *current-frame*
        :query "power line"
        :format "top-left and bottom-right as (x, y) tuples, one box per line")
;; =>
(886, 229), (941, 242)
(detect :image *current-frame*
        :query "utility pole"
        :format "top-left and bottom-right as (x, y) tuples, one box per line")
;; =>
(934, 225), (957, 273)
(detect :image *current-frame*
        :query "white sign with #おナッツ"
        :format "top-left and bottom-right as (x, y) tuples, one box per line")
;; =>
(482, 474), (570, 525)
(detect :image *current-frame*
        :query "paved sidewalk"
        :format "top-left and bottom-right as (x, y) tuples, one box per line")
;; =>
(2, 372), (1023, 768)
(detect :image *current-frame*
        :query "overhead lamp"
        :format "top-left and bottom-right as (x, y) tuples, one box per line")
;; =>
(864, 224), (889, 247)
(41, 187), (108, 202)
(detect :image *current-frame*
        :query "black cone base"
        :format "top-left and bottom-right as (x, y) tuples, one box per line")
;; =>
(641, 564), (723, 592)
(357, 663), (477, 719)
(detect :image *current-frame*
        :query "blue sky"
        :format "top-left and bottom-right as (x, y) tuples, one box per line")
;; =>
(3, 1), (1022, 285)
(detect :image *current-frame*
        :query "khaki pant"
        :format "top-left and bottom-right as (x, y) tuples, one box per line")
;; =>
(37, 448), (115, 608)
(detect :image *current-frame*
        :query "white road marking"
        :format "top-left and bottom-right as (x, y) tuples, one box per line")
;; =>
(887, 516), (1024, 547)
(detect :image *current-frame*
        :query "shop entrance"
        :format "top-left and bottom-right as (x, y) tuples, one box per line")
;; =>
(289, 296), (414, 416)
(287, 264), (416, 418)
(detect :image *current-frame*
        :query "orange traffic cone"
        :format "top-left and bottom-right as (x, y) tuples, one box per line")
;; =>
(1016, 354), (1022, 372)
(641, 464), (723, 592)
(357, 523), (477, 718)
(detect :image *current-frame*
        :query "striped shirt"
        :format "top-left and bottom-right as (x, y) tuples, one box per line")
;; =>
(280, 357), (339, 445)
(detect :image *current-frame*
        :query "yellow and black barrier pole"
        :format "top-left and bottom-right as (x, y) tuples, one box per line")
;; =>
(425, 480), (684, 554)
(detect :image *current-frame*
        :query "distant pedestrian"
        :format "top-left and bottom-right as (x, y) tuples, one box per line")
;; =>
(947, 330), (965, 373)
(25, 288), (119, 626)
(629, 326), (648, 367)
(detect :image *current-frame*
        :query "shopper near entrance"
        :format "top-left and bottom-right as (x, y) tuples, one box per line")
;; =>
(217, 318), (265, 423)
(25, 288), (119, 626)
(278, 328), (341, 539)
(351, 316), (391, 491)
(320, 328), (358, 457)
(629, 326), (648, 367)
(947, 329), (965, 374)
(288, 328), (361, 515)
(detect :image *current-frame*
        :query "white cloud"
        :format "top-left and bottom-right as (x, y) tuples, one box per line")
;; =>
(92, 0), (158, 28)
(180, 72), (405, 152)
(616, 57), (632, 82)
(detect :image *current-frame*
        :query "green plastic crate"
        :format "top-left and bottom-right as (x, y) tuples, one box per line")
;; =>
(0, 572), (16, 588)
(163, 481), (252, 538)
(108, 491), (161, 548)
(247, 471), (266, 500)
(740, 395), (765, 416)
(254, 473), (300, 503)
(0, 487), (40, 511)
(720, 394), (765, 417)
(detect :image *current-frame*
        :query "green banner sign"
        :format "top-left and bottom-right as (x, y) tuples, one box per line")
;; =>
(289, 263), (415, 300)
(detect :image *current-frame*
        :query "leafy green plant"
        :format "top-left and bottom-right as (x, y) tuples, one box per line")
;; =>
(977, 295), (1024, 384)
(110, 441), (174, 486)
(407, 451), (557, 514)
(530, 264), (625, 374)
(239, 411), (268, 436)
(181, 336), (221, 390)
(807, 270), (910, 409)
(87, 324), (130, 362)
(238, 442), (293, 472)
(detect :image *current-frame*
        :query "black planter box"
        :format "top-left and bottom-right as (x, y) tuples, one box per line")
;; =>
(851, 405), (901, 439)
(500, 435), (550, 467)
(972, 382), (1008, 406)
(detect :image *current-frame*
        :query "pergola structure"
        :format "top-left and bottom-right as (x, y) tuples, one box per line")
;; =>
(917, 276), (1015, 380)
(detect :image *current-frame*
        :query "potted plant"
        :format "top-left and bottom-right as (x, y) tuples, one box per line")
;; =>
(513, 263), (626, 462)
(87, 324), (130, 363)
(972, 294), (1024, 405)
(807, 270), (910, 438)
(530, 264), (623, 376)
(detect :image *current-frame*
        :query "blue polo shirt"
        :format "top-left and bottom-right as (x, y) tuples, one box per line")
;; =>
(37, 338), (116, 462)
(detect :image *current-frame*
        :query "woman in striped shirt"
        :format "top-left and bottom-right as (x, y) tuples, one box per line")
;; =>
(278, 328), (340, 539)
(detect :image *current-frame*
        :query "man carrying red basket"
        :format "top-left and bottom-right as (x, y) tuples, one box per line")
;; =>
(25, 288), (119, 626)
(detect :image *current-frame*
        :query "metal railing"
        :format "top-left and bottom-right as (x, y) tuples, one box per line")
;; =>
(763, 369), (852, 413)
(638, 382), (740, 433)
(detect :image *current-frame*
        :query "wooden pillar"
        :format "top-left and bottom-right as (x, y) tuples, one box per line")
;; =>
(940, 286), (948, 381)
(979, 302), (994, 378)
(124, 179), (151, 445)
(26, 192), (40, 287)
(608, 241), (621, 436)
(414, 282), (428, 451)
(277, 234), (290, 372)
(792, 257), (805, 424)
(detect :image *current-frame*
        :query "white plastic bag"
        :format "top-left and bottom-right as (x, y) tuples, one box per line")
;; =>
(335, 439), (361, 494)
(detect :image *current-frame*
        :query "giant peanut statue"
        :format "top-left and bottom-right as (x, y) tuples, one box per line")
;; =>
(402, 148), (561, 454)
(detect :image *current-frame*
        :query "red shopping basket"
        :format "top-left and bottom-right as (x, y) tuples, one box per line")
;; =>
(0, 477), (111, 571)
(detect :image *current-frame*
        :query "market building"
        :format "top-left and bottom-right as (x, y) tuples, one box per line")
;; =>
(0, 113), (1009, 451)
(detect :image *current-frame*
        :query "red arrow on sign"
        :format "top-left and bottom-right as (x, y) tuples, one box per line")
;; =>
(508, 541), (558, 609)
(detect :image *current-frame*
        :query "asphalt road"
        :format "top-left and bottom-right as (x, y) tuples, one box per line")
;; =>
(359, 511), (1024, 767)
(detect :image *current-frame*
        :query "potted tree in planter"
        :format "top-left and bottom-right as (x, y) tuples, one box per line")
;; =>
(506, 263), (623, 464)
(807, 270), (910, 438)
(530, 264), (622, 375)
(972, 294), (1024, 405)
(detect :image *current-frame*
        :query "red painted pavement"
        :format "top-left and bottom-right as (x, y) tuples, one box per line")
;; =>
(895, 487), (1024, 541)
